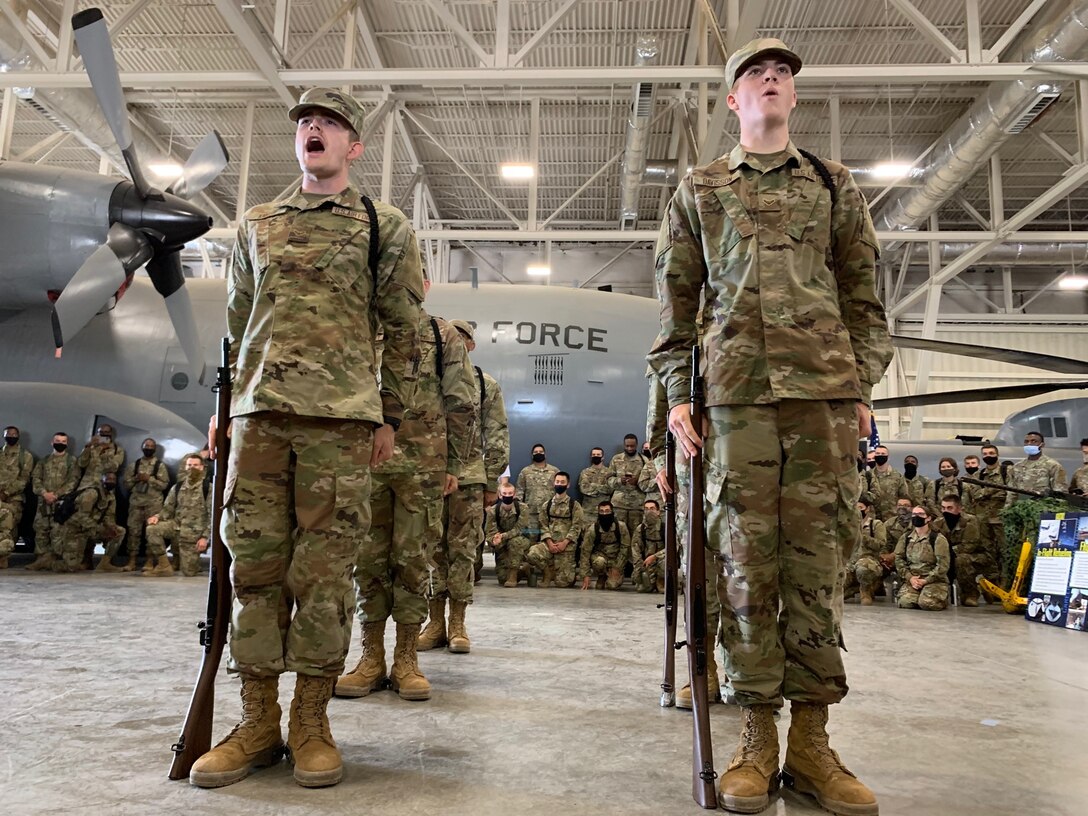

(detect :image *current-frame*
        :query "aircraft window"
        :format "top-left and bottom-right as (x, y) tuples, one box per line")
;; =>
(1053, 417), (1068, 438)
(532, 353), (566, 386)
(1039, 417), (1053, 438)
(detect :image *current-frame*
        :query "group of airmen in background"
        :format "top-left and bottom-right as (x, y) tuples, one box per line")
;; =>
(0, 423), (210, 576)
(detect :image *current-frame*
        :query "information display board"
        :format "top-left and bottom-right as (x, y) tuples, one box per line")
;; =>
(1025, 512), (1088, 631)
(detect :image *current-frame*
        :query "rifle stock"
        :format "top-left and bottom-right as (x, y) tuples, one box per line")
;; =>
(660, 430), (679, 707)
(960, 476), (1088, 510)
(686, 346), (717, 809)
(168, 338), (234, 780)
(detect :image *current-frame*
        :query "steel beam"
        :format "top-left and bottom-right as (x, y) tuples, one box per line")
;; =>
(421, 0), (491, 67)
(273, 0), (291, 53)
(1034, 131), (1077, 166)
(907, 215), (944, 440)
(512, 0), (579, 66)
(1079, 81), (1088, 163)
(341, 2), (356, 93)
(380, 106), (395, 202)
(495, 0), (510, 68)
(0, 88), (16, 159)
(578, 241), (641, 288)
(987, 0), (1049, 60)
(290, 0), (354, 66)
(54, 0), (75, 73)
(235, 100), (256, 221)
(829, 96), (842, 162)
(989, 154), (1004, 227)
(528, 96), (540, 229)
(0, 1), (53, 69)
(964, 0), (982, 64)
(888, 0), (964, 63)
(213, 0), (296, 107)
(29, 130), (71, 163)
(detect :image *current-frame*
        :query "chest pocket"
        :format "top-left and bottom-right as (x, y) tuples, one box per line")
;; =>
(256, 212), (371, 294)
(786, 170), (832, 258)
(693, 177), (753, 261)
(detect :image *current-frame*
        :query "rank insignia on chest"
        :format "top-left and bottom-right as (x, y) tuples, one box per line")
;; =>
(331, 206), (370, 223)
(287, 225), (311, 244)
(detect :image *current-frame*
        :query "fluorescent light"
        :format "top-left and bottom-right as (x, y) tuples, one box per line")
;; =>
(526, 264), (551, 276)
(149, 161), (183, 178)
(1059, 274), (1088, 290)
(870, 163), (913, 179)
(501, 163), (535, 180)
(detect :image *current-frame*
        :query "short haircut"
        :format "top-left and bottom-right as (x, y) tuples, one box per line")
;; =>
(3, 426), (16, 433)
(981, 444), (999, 455)
(185, 454), (204, 465)
(53, 431), (68, 440)
(644, 499), (660, 510)
(554, 471), (570, 482)
(1080, 438), (1088, 447)
(941, 494), (963, 507)
(874, 445), (888, 453)
(532, 442), (546, 452)
(1026, 431), (1044, 442)
(591, 447), (603, 454)
(597, 500), (613, 510)
(624, 434), (638, 442)
(904, 455), (918, 463)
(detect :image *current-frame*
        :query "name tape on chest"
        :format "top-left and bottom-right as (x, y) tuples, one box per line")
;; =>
(331, 206), (370, 223)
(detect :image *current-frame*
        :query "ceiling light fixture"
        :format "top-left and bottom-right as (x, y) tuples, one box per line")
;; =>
(869, 163), (913, 179)
(1058, 274), (1088, 290)
(501, 163), (535, 180)
(526, 264), (551, 276)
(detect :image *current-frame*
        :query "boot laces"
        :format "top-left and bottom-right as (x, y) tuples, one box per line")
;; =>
(296, 681), (332, 739)
(802, 716), (849, 774)
(736, 709), (772, 762)
(224, 683), (269, 741)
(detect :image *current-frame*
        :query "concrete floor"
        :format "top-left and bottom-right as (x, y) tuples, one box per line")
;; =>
(1, 555), (1085, 816)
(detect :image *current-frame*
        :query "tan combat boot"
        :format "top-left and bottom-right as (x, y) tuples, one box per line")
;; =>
(287, 675), (342, 788)
(595, 574), (607, 590)
(717, 704), (780, 813)
(189, 675), (284, 788)
(0, 556), (8, 569)
(417, 596), (447, 651)
(26, 552), (54, 571)
(859, 584), (874, 606)
(122, 551), (137, 572)
(540, 565), (555, 588)
(390, 623), (431, 700)
(782, 702), (878, 816)
(143, 555), (174, 576)
(335, 620), (387, 698)
(676, 646), (722, 710)
(447, 599), (471, 653)
(95, 555), (122, 573)
(503, 565), (518, 588)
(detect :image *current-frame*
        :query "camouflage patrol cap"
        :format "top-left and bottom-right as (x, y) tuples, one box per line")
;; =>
(289, 87), (367, 137)
(725, 37), (802, 87)
(450, 320), (475, 341)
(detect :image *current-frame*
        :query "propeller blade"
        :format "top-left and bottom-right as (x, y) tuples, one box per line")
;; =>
(167, 132), (230, 200)
(874, 381), (1088, 410)
(146, 252), (206, 378)
(72, 7), (152, 198)
(891, 334), (1088, 376)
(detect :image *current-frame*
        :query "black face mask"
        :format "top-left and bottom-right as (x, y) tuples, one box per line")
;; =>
(554, 485), (567, 494)
(4, 435), (17, 446)
(142, 448), (156, 458)
(965, 466), (978, 475)
(590, 456), (602, 465)
(53, 443), (67, 453)
(911, 516), (927, 528)
(598, 514), (615, 530)
(532, 453), (546, 463)
(102, 480), (116, 491)
(874, 455), (889, 466)
(500, 495), (515, 505)
(904, 463), (917, 479)
(983, 456), (999, 467)
(940, 470), (955, 479)
(942, 511), (960, 528)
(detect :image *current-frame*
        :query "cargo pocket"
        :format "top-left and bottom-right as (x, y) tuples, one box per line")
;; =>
(334, 470), (370, 534)
(704, 459), (731, 559)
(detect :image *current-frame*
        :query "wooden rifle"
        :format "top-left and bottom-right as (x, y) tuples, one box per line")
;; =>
(659, 429), (679, 707)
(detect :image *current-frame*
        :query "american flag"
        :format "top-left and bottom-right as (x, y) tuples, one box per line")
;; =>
(869, 415), (880, 451)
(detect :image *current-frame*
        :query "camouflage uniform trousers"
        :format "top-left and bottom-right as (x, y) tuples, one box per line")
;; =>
(632, 558), (660, 591)
(587, 552), (625, 589)
(351, 469), (443, 627)
(897, 582), (949, 611)
(982, 522), (1006, 586)
(431, 484), (484, 604)
(146, 520), (204, 576)
(33, 501), (64, 558)
(0, 505), (14, 559)
(494, 534), (531, 585)
(952, 550), (997, 601)
(526, 542), (578, 587)
(223, 413), (372, 678)
(126, 494), (164, 559)
(842, 555), (883, 598)
(59, 513), (124, 571)
(613, 507), (643, 540)
(705, 400), (856, 708)
(3, 497), (25, 539)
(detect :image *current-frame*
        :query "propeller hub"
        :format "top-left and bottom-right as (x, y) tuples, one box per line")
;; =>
(109, 182), (213, 250)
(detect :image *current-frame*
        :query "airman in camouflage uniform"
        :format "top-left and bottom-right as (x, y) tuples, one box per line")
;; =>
(484, 482), (530, 587)
(516, 445), (559, 543)
(902, 455), (931, 509)
(56, 474), (124, 573)
(648, 39), (888, 815)
(26, 433), (79, 571)
(844, 496), (887, 605)
(577, 448), (612, 514)
(189, 88), (423, 791)
(0, 499), (14, 568)
(631, 499), (666, 592)
(883, 498), (913, 550)
(932, 495), (992, 607)
(608, 434), (647, 534)
(1004, 432), (1067, 507)
(0, 425), (35, 538)
(526, 472), (584, 587)
(579, 501), (630, 590)
(117, 437), (170, 572)
(145, 454), (211, 577)
(1067, 438), (1087, 492)
(76, 425), (125, 490)
(895, 507), (950, 611)
(927, 458), (974, 517)
(638, 457), (663, 506)
(864, 446), (908, 521)
(347, 308), (474, 690)
(972, 445), (1009, 584)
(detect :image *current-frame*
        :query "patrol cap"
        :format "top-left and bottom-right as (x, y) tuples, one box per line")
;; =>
(725, 37), (802, 87)
(450, 320), (475, 341)
(289, 87), (367, 137)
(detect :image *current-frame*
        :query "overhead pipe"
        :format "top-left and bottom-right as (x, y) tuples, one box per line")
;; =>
(619, 36), (659, 230)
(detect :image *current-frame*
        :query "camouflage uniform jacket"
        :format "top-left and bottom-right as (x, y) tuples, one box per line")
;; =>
(376, 313), (475, 476)
(631, 517), (666, 563)
(484, 500), (527, 545)
(645, 370), (668, 457)
(77, 442), (124, 489)
(32, 453), (79, 509)
(516, 464), (559, 510)
(70, 483), (114, 526)
(928, 476), (973, 517)
(580, 520), (630, 574)
(904, 473), (932, 509)
(884, 514), (912, 551)
(608, 452), (645, 509)
(123, 456), (170, 501)
(1071, 463), (1088, 493)
(865, 468), (909, 521)
(159, 478), (212, 540)
(1004, 454), (1067, 507)
(455, 362), (486, 487)
(577, 464), (612, 509)
(648, 142), (892, 408)
(537, 494), (585, 543)
(972, 465), (1008, 523)
(858, 516), (889, 559)
(895, 529), (950, 585)
(0, 444), (34, 501)
(932, 511), (985, 557)
(228, 184), (424, 424)
(638, 459), (663, 505)
(478, 368), (510, 488)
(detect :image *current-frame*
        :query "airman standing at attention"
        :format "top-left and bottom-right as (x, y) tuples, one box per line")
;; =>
(26, 433), (79, 571)
(188, 88), (423, 790)
(608, 434), (647, 534)
(484, 481), (531, 587)
(516, 444), (559, 543)
(649, 38), (890, 815)
(972, 444), (1009, 585)
(0, 500), (14, 569)
(1004, 432), (1068, 507)
(902, 455), (930, 509)
(577, 447), (612, 514)
(144, 454), (211, 577)
(526, 471), (584, 588)
(579, 500), (630, 590)
(0, 425), (35, 543)
(117, 437), (170, 572)
(864, 444), (908, 521)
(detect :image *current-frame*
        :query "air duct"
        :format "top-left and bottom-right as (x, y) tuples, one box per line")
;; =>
(875, 2), (1088, 235)
(619, 37), (659, 230)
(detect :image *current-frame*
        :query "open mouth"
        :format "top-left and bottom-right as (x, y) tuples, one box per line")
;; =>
(762, 88), (779, 98)
(305, 135), (325, 154)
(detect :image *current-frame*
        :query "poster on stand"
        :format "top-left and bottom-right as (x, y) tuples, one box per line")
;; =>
(1026, 512), (1086, 628)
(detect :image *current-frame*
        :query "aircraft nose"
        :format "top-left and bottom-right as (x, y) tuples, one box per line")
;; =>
(109, 181), (214, 249)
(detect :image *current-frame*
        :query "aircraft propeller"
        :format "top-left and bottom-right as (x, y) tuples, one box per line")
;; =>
(50, 7), (229, 379)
